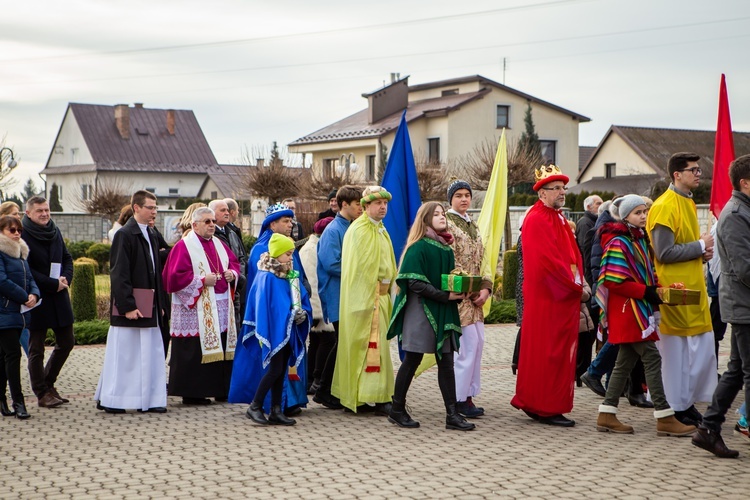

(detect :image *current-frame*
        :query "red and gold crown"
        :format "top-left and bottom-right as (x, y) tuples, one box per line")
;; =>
(533, 164), (569, 192)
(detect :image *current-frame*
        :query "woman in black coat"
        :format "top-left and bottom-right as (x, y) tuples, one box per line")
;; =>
(0, 216), (40, 419)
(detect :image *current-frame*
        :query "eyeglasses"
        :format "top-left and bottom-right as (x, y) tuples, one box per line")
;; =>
(679, 167), (702, 175)
(5, 227), (22, 234)
(540, 185), (568, 192)
(141, 205), (158, 211)
(200, 219), (217, 225)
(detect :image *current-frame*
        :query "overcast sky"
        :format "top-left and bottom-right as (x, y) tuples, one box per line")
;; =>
(1, 0), (748, 193)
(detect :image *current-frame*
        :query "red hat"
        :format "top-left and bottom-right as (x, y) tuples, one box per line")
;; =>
(532, 164), (569, 192)
(313, 216), (334, 235)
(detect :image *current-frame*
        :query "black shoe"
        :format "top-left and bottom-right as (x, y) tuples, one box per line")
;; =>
(388, 399), (420, 428)
(1, 399), (15, 417)
(674, 410), (701, 427)
(692, 427), (739, 458)
(523, 410), (540, 421)
(268, 405), (296, 426)
(685, 405), (704, 424)
(137, 407), (167, 413)
(539, 414), (576, 427)
(313, 391), (343, 410)
(457, 400), (484, 419)
(103, 406), (126, 414)
(246, 402), (268, 425)
(285, 406), (302, 417)
(627, 393), (654, 408)
(182, 397), (212, 405)
(214, 397), (227, 403)
(446, 410), (476, 431)
(580, 372), (606, 397)
(373, 402), (392, 417)
(12, 402), (30, 420)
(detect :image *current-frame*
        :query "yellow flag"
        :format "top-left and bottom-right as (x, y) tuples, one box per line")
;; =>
(477, 129), (509, 317)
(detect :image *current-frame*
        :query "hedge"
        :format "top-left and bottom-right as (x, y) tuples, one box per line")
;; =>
(86, 243), (111, 273)
(71, 260), (97, 321)
(485, 299), (517, 324)
(501, 250), (518, 300)
(46, 320), (109, 346)
(243, 234), (257, 254)
(67, 240), (95, 260)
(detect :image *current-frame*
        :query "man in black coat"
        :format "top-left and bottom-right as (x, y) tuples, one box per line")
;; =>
(317, 189), (339, 221)
(94, 190), (167, 413)
(576, 194), (602, 287)
(21, 196), (75, 409)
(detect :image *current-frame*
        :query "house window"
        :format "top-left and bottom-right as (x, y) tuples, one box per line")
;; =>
(145, 187), (156, 194)
(323, 158), (340, 180)
(71, 148), (79, 165)
(366, 155), (376, 181)
(442, 89), (459, 96)
(540, 140), (557, 164)
(605, 163), (616, 179)
(169, 188), (179, 195)
(496, 105), (510, 128)
(211, 191), (218, 199)
(428, 138), (440, 164)
(81, 184), (92, 200)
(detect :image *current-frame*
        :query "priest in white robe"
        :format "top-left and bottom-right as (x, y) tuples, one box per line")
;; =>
(95, 190), (167, 413)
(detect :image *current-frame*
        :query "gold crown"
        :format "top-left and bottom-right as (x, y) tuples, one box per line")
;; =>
(534, 164), (563, 182)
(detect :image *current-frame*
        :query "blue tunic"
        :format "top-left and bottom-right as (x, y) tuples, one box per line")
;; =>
(316, 214), (351, 323)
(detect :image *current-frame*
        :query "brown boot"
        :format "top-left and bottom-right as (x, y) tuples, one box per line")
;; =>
(657, 415), (696, 437)
(37, 391), (63, 408)
(596, 412), (634, 434)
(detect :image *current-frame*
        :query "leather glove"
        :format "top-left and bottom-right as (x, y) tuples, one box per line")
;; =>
(643, 286), (663, 306)
(294, 309), (307, 325)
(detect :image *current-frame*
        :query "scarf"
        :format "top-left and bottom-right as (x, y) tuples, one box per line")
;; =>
(425, 226), (454, 246)
(21, 215), (59, 242)
(257, 253), (292, 278)
(184, 231), (237, 363)
(595, 224), (657, 339)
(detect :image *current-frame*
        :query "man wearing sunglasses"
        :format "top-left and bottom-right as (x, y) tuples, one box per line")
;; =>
(646, 152), (717, 428)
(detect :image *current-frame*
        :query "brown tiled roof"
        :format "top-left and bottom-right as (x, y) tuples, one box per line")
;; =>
(43, 103), (218, 173)
(578, 125), (750, 181)
(579, 146), (596, 171)
(289, 89), (491, 146)
(201, 164), (313, 200)
(408, 75), (590, 123)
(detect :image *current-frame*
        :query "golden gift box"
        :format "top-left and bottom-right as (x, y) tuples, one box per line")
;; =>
(657, 287), (701, 306)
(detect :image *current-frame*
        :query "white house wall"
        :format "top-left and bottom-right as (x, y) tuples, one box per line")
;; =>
(47, 108), (94, 167)
(579, 133), (655, 183)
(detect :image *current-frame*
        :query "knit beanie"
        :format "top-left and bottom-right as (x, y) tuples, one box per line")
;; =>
(313, 216), (334, 235)
(612, 194), (646, 221)
(447, 179), (472, 203)
(268, 233), (295, 258)
(327, 189), (338, 201)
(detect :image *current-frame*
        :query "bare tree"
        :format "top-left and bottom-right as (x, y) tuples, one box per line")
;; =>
(240, 145), (304, 204)
(458, 137), (542, 190)
(73, 176), (133, 222)
(412, 153), (450, 202)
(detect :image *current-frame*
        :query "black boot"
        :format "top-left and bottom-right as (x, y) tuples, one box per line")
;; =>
(1, 397), (15, 417)
(13, 401), (30, 420)
(246, 402), (268, 425)
(446, 404), (475, 431)
(268, 405), (296, 426)
(388, 398), (419, 428)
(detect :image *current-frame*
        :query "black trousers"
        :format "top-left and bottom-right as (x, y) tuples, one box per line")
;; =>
(0, 328), (24, 403)
(393, 351), (457, 413)
(317, 321), (339, 396)
(307, 327), (336, 385)
(253, 344), (292, 407)
(703, 324), (750, 433)
(27, 325), (74, 398)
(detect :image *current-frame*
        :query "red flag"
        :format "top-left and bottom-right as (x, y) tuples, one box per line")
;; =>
(709, 74), (735, 218)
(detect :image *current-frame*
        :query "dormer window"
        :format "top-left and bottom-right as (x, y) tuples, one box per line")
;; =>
(441, 89), (458, 96)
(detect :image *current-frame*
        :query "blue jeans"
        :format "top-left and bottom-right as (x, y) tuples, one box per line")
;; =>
(20, 328), (30, 356)
(587, 341), (619, 380)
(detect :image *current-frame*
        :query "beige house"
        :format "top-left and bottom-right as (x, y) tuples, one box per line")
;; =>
(41, 103), (219, 210)
(288, 75), (590, 185)
(571, 125), (750, 195)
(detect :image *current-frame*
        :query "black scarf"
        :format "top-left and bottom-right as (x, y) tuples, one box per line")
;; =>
(22, 214), (59, 242)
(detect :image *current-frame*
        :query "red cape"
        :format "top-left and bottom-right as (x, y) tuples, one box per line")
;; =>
(511, 201), (583, 417)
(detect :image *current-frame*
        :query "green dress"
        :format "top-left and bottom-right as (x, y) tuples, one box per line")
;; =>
(388, 237), (462, 358)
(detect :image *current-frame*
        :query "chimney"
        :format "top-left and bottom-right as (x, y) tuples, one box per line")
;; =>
(256, 158), (265, 168)
(114, 104), (130, 140)
(166, 109), (176, 135)
(363, 76), (409, 125)
(134, 102), (144, 108)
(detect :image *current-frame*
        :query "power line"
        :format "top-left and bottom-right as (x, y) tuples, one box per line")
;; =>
(4, 15), (747, 88)
(0, 0), (592, 64)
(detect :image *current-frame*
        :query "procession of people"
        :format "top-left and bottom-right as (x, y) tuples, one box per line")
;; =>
(2, 153), (748, 459)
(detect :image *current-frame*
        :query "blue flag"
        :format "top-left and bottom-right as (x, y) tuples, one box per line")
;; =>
(382, 110), (421, 263)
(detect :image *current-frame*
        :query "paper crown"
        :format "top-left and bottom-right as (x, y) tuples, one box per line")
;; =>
(260, 203), (295, 234)
(533, 164), (569, 192)
(265, 203), (288, 218)
(361, 186), (392, 205)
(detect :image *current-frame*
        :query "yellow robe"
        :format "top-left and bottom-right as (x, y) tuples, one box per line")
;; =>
(332, 215), (396, 411)
(646, 188), (711, 336)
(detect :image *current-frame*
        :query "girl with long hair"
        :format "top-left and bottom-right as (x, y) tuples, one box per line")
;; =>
(387, 202), (474, 431)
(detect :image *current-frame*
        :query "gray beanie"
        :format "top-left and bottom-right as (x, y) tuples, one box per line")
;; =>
(447, 179), (472, 203)
(612, 194), (646, 220)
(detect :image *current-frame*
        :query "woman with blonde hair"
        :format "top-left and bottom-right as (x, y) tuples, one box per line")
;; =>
(179, 203), (207, 237)
(387, 201), (474, 431)
(0, 202), (21, 218)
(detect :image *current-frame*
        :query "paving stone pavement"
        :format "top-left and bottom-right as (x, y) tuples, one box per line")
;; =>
(1, 324), (746, 499)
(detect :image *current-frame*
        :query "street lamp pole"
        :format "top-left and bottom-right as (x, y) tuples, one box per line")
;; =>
(0, 147), (18, 201)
